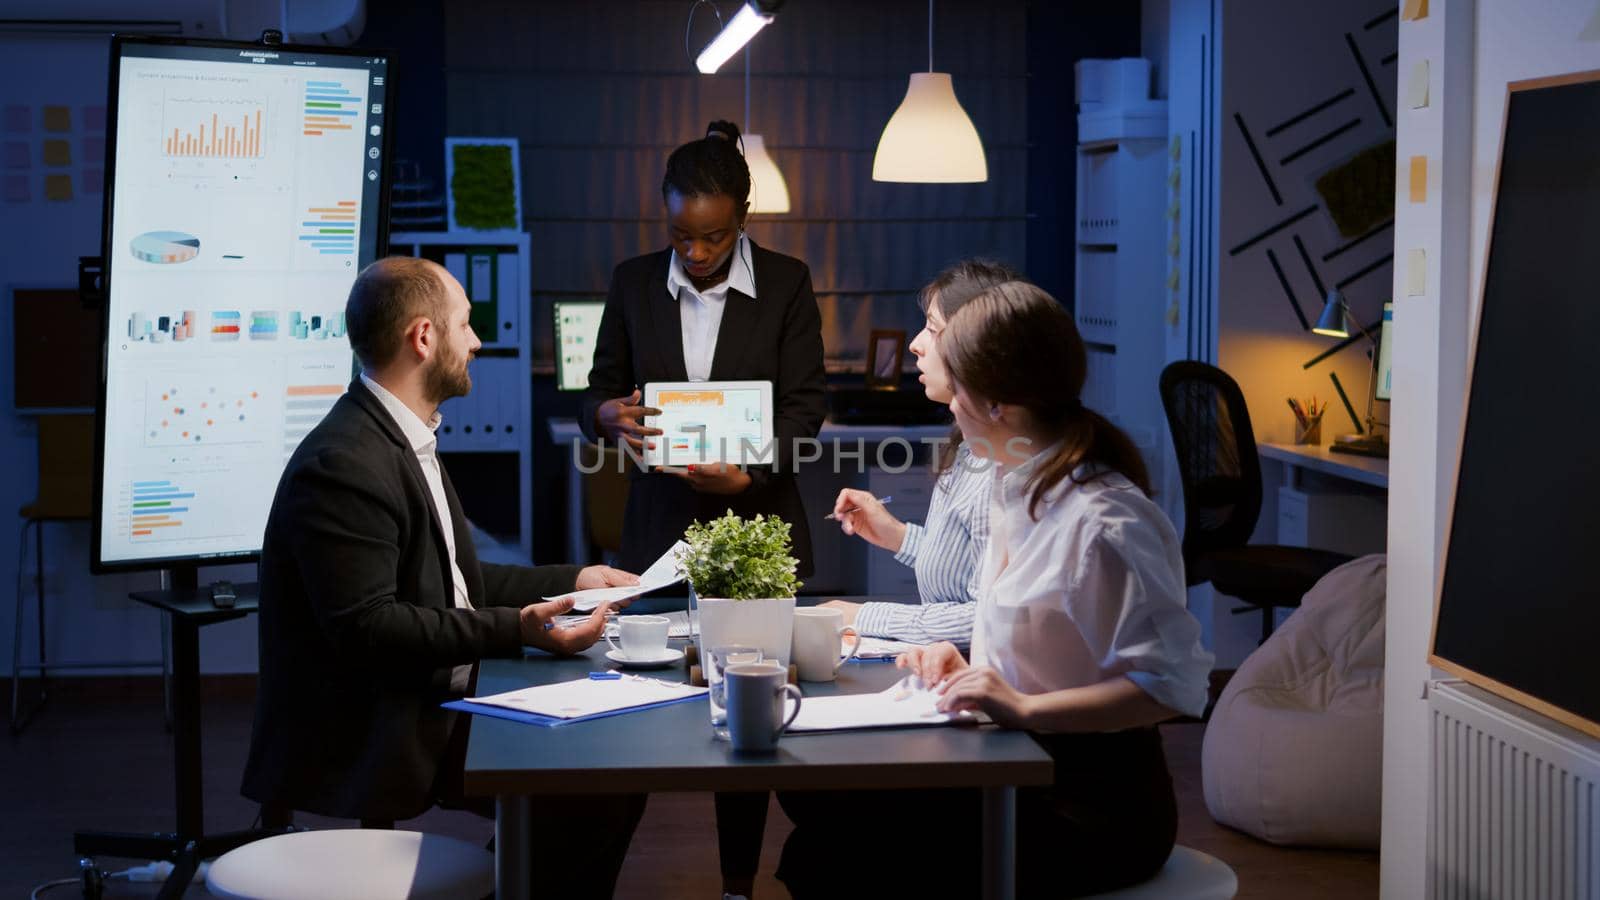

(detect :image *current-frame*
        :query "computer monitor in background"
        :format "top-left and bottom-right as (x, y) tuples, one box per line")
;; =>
(554, 301), (605, 391)
(1374, 302), (1394, 402)
(92, 36), (394, 573)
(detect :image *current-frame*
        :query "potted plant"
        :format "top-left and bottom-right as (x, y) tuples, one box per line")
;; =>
(678, 510), (801, 668)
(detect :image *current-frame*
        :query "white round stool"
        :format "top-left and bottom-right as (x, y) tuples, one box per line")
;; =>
(206, 829), (494, 900)
(1082, 846), (1238, 900)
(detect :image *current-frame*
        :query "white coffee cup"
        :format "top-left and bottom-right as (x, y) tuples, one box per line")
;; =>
(724, 662), (803, 752)
(605, 614), (670, 660)
(791, 607), (861, 682)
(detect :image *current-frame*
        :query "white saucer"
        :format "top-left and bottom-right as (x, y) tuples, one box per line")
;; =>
(605, 647), (685, 669)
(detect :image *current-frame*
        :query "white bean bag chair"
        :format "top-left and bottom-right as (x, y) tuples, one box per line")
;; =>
(1201, 554), (1385, 849)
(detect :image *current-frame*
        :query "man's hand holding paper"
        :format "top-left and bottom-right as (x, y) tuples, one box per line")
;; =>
(545, 540), (690, 611)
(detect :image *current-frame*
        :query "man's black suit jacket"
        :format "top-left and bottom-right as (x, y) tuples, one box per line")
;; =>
(242, 380), (581, 821)
(580, 242), (827, 576)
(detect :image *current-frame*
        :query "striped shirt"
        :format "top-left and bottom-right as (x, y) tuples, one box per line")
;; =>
(853, 444), (991, 645)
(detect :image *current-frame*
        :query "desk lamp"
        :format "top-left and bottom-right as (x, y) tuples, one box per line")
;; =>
(1314, 290), (1388, 453)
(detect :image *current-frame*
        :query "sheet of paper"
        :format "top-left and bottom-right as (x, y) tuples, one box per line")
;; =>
(846, 634), (928, 659)
(1407, 60), (1430, 109)
(788, 679), (966, 733)
(1407, 248), (1427, 296)
(464, 674), (705, 720)
(545, 540), (688, 611)
(1408, 155), (1428, 203)
(556, 609), (698, 638)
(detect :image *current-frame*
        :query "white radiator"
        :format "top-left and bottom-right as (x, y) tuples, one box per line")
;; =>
(1429, 681), (1600, 900)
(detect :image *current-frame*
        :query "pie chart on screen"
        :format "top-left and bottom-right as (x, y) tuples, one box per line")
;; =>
(131, 231), (201, 264)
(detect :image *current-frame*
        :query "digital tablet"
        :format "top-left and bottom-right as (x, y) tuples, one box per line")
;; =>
(642, 381), (775, 468)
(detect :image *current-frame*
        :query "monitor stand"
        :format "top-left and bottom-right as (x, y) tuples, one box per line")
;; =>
(73, 563), (279, 899)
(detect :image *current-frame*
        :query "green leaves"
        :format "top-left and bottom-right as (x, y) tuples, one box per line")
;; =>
(678, 510), (801, 600)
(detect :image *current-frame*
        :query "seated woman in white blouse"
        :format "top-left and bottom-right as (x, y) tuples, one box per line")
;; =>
(819, 259), (1020, 646)
(776, 282), (1213, 899)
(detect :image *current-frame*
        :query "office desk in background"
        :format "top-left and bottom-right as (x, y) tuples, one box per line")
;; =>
(1259, 442), (1388, 558)
(465, 630), (1053, 900)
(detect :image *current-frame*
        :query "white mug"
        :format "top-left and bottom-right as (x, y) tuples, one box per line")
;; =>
(605, 614), (670, 660)
(791, 607), (860, 682)
(724, 663), (803, 752)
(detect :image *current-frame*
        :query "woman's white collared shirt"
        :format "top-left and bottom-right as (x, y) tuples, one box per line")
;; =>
(969, 451), (1213, 720)
(667, 234), (756, 382)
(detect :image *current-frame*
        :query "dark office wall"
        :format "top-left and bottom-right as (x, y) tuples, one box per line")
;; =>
(377, 0), (1139, 565)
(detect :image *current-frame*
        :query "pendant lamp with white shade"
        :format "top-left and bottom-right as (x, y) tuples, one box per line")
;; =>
(742, 46), (791, 213)
(872, 0), (988, 183)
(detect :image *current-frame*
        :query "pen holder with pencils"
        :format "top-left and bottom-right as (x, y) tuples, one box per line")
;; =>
(1294, 415), (1323, 445)
(1288, 396), (1325, 445)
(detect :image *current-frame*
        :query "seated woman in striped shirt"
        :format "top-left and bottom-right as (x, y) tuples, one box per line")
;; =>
(778, 282), (1213, 899)
(818, 259), (1020, 646)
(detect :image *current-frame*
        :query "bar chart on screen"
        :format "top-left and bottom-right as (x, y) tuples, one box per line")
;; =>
(162, 98), (265, 159)
(283, 382), (345, 459)
(302, 79), (363, 138)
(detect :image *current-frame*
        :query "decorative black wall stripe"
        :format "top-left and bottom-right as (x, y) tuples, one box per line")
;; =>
(1328, 370), (1364, 434)
(1322, 218), (1394, 262)
(1334, 252), (1394, 290)
(1301, 318), (1381, 370)
(1227, 204), (1318, 256)
(1233, 112), (1283, 206)
(1293, 234), (1327, 297)
(1265, 88), (1356, 137)
(1267, 248), (1310, 331)
(1346, 32), (1392, 128)
(1279, 117), (1363, 165)
(1380, 51), (1398, 66)
(1189, 128), (1198, 360)
(1364, 8), (1399, 30)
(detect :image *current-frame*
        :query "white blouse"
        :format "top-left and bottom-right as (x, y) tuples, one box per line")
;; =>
(970, 450), (1213, 720)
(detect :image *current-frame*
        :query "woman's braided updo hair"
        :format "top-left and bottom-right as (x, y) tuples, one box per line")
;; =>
(662, 119), (752, 207)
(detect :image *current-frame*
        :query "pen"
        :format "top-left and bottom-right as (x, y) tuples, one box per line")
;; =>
(825, 496), (892, 521)
(1287, 398), (1306, 427)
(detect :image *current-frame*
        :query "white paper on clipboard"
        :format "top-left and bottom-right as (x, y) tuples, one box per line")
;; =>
(642, 381), (774, 468)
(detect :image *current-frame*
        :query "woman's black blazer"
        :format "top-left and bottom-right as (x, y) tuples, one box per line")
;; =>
(580, 241), (827, 576)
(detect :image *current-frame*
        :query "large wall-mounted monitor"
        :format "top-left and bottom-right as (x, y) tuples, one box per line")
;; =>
(92, 36), (394, 572)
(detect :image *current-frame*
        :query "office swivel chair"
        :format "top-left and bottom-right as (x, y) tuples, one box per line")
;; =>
(1159, 362), (1352, 644)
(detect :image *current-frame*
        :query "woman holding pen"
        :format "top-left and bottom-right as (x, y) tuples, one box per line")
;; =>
(777, 282), (1213, 898)
(819, 259), (1021, 646)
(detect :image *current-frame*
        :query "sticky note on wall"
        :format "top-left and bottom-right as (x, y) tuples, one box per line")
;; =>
(1407, 249), (1427, 296)
(1409, 155), (1428, 203)
(42, 139), (70, 166)
(1408, 60), (1430, 109)
(1402, 0), (1429, 21)
(43, 106), (70, 132)
(45, 173), (72, 201)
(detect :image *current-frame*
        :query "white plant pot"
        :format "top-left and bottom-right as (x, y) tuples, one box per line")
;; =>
(695, 595), (796, 669)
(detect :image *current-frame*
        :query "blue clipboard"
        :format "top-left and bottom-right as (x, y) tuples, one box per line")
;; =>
(443, 691), (704, 728)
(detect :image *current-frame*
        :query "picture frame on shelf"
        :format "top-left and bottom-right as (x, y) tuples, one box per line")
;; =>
(864, 329), (906, 390)
(444, 136), (522, 232)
